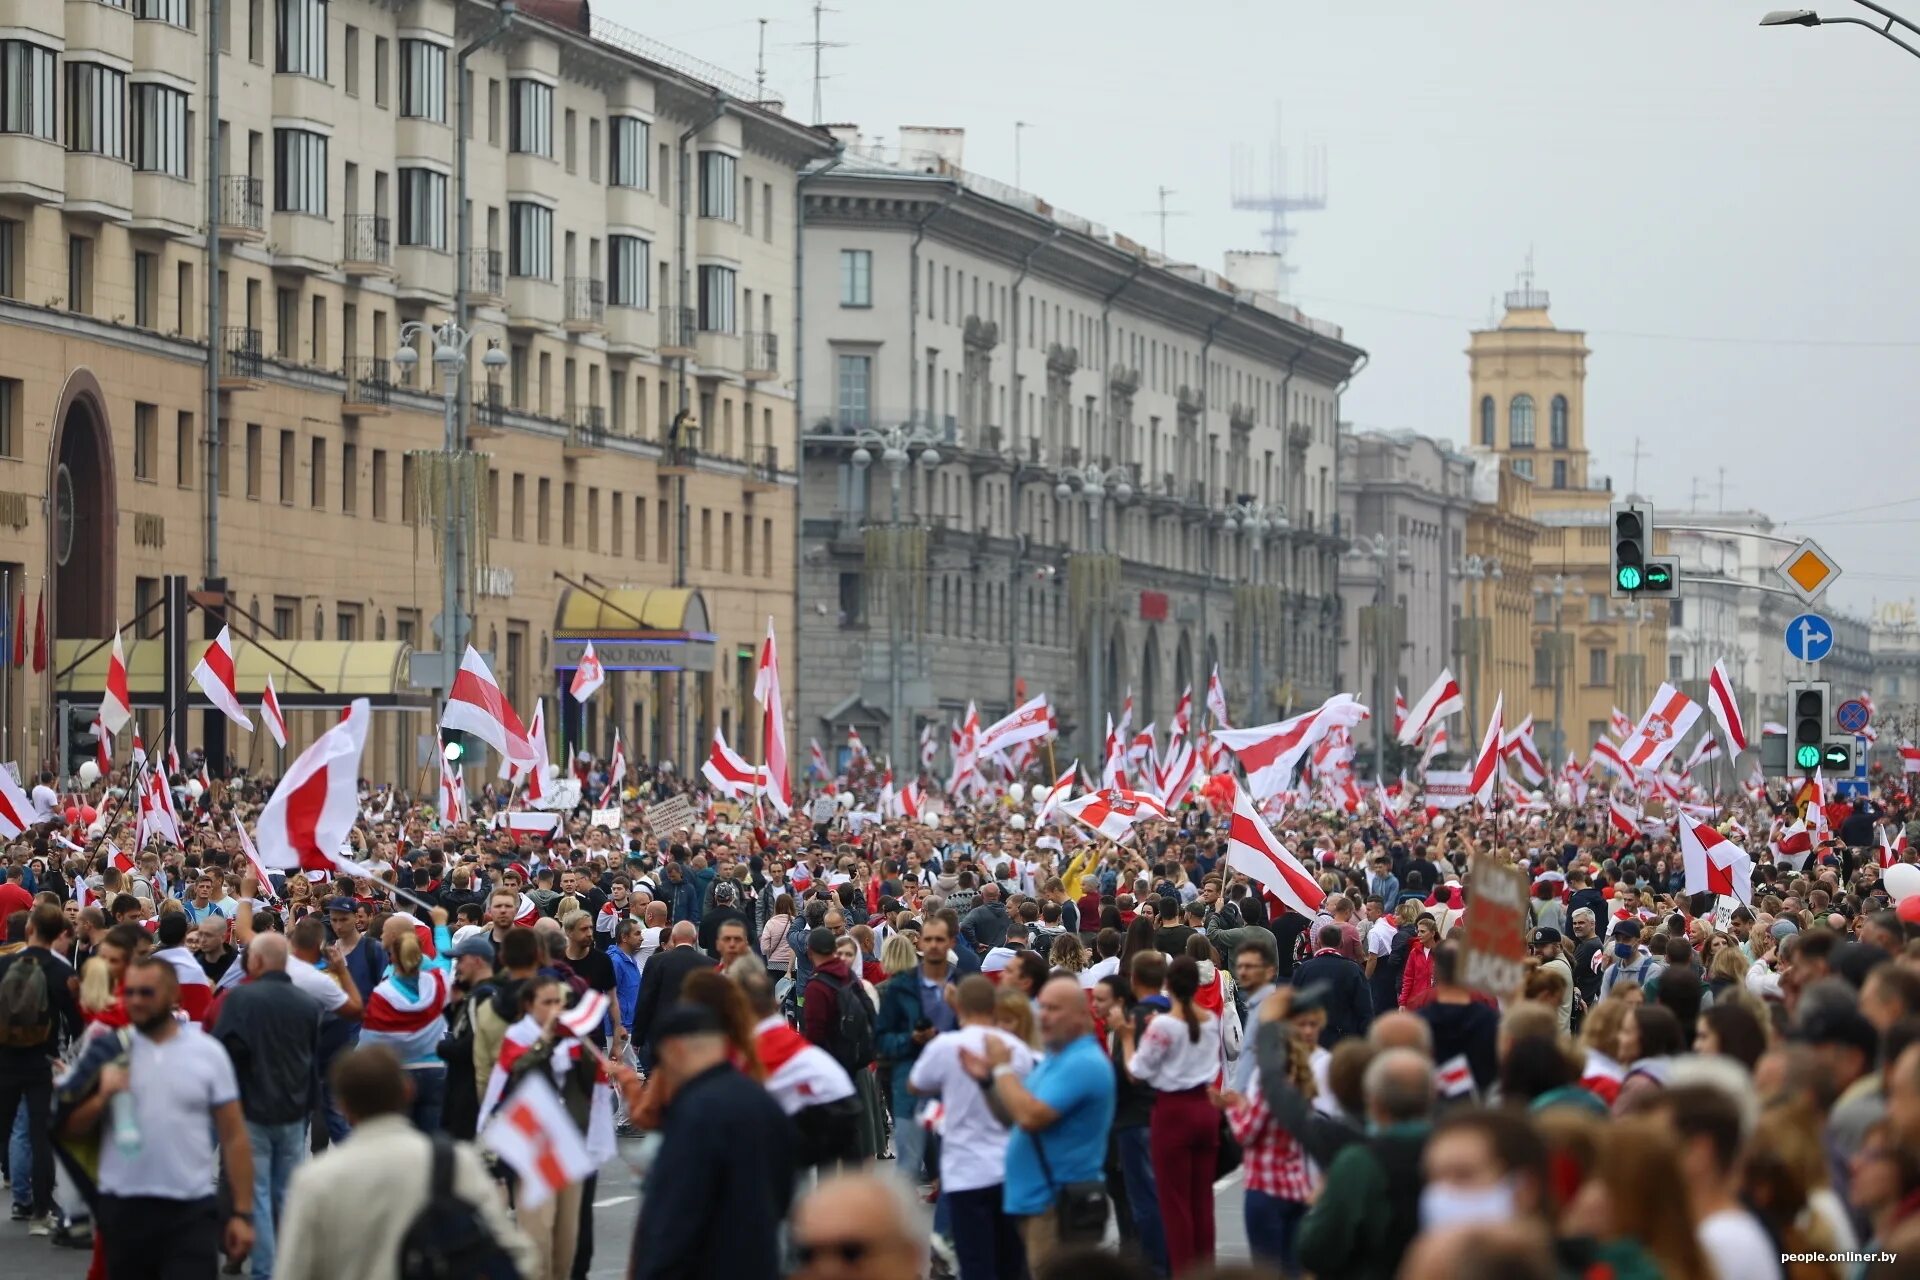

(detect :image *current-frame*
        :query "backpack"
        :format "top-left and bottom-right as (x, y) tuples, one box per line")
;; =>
(397, 1134), (524, 1280)
(0, 952), (51, 1047)
(817, 972), (875, 1072)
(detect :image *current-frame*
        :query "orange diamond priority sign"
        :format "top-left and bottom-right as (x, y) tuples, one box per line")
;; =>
(1775, 538), (1841, 604)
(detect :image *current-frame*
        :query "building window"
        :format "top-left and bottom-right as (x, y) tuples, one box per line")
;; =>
(562, 108), (576, 172)
(176, 411), (194, 487)
(508, 201), (551, 278)
(508, 78), (552, 156)
(697, 264), (735, 332)
(609, 116), (647, 187)
(397, 167), (446, 248)
(134, 404), (157, 479)
(1669, 654), (1684, 680)
(1588, 647), (1608, 686)
(67, 235), (92, 314)
(697, 151), (736, 219)
(135, 0), (192, 27)
(1478, 394), (1494, 447)
(1669, 599), (1684, 627)
(275, 0), (327, 79)
(246, 423), (261, 497)
(373, 35), (388, 107)
(1550, 394), (1569, 449)
(273, 128), (327, 214)
(65, 64), (127, 159)
(131, 83), (189, 175)
(608, 235), (648, 307)
(1508, 393), (1535, 448)
(342, 24), (357, 95)
(840, 249), (871, 307)
(836, 354), (871, 430)
(1552, 459), (1567, 490)
(0, 43), (54, 140)
(1533, 644), (1553, 687)
(133, 252), (155, 327)
(1511, 456), (1533, 480)
(398, 39), (446, 122)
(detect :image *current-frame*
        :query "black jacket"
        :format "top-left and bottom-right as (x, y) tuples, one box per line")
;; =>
(1291, 950), (1373, 1047)
(0, 946), (81, 1072)
(631, 944), (713, 1053)
(1416, 997), (1501, 1092)
(697, 905), (749, 959)
(213, 971), (324, 1125)
(634, 1062), (796, 1280)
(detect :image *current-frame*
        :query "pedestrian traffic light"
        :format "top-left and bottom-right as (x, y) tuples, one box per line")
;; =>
(1610, 501), (1654, 598)
(1787, 680), (1829, 772)
(440, 727), (471, 763)
(64, 705), (99, 779)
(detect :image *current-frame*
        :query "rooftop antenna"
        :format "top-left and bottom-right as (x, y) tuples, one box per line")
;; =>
(799, 2), (846, 126)
(1628, 436), (1649, 497)
(1229, 102), (1328, 298)
(1014, 120), (1031, 190)
(1135, 186), (1189, 258)
(754, 17), (768, 103)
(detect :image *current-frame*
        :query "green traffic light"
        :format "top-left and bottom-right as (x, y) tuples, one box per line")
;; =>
(1795, 744), (1822, 770)
(1617, 565), (1643, 591)
(443, 740), (464, 763)
(1821, 746), (1852, 769)
(1643, 565), (1671, 589)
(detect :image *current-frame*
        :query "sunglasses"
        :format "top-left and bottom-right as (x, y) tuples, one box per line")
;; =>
(122, 986), (163, 998)
(794, 1240), (874, 1266)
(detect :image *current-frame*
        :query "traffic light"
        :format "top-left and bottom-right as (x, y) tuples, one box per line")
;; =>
(1787, 680), (1830, 773)
(1818, 737), (1857, 773)
(1610, 501), (1654, 597)
(440, 727), (473, 764)
(64, 705), (99, 779)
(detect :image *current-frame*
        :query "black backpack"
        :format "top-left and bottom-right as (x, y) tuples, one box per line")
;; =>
(0, 952), (51, 1048)
(818, 972), (876, 1072)
(397, 1134), (524, 1280)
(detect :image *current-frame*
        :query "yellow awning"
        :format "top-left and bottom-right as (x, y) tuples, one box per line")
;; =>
(52, 637), (431, 707)
(553, 587), (711, 638)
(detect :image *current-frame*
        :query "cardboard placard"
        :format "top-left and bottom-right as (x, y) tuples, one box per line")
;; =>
(644, 794), (695, 837)
(810, 795), (837, 825)
(1461, 851), (1528, 1000)
(590, 807), (623, 831)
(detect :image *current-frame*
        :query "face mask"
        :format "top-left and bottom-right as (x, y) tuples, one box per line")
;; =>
(1419, 1178), (1517, 1232)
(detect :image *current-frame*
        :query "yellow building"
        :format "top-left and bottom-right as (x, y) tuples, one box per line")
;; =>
(1462, 463), (1538, 731)
(0, 0), (830, 782)
(1466, 282), (1667, 766)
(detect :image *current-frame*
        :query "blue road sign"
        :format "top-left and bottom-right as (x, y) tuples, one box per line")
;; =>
(1837, 699), (1871, 734)
(1835, 779), (1870, 799)
(1785, 612), (1835, 663)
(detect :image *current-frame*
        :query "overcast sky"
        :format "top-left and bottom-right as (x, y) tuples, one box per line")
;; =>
(613, 0), (1920, 618)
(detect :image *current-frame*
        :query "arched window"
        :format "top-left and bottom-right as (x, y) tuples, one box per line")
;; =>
(1550, 394), (1569, 449)
(1479, 395), (1494, 446)
(1509, 394), (1536, 448)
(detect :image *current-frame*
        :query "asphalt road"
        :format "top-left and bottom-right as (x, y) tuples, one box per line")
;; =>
(1, 1145), (1254, 1277)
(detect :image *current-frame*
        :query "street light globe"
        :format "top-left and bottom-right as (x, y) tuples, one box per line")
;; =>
(918, 448), (941, 469)
(481, 341), (509, 369)
(882, 445), (907, 467)
(1054, 481), (1072, 500)
(850, 446), (873, 469)
(1272, 510), (1290, 532)
(1113, 482), (1132, 501)
(393, 345), (419, 370)
(433, 342), (462, 368)
(1490, 563), (1504, 580)
(1223, 516), (1240, 533)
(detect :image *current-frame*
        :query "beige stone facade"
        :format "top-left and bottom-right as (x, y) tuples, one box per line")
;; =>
(0, 0), (829, 783)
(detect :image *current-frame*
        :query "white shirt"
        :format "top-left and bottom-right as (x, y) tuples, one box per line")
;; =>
(30, 784), (59, 824)
(286, 956), (349, 1013)
(1366, 915), (1398, 958)
(1127, 1010), (1222, 1092)
(1080, 955), (1120, 990)
(1699, 1208), (1782, 1280)
(96, 1025), (239, 1199)
(908, 1025), (1035, 1193)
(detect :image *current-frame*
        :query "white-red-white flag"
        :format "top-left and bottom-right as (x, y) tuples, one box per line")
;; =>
(233, 816), (279, 901)
(569, 640), (606, 703)
(1620, 684), (1701, 773)
(1392, 688), (1408, 740)
(977, 694), (1051, 758)
(919, 723), (938, 771)
(556, 989), (610, 1040)
(0, 766), (33, 839)
(1608, 797), (1642, 839)
(1707, 660), (1746, 754)
(442, 647), (536, 765)
(482, 1073), (594, 1211)
(191, 627), (252, 731)
(1157, 737), (1199, 809)
(1501, 715), (1546, 785)
(702, 728), (769, 801)
(1419, 723), (1449, 775)
(1684, 735), (1722, 773)
(1214, 694), (1370, 801)
(1468, 693), (1504, 808)
(752, 618), (791, 815)
(1058, 786), (1169, 843)
(1171, 686), (1193, 740)
(439, 750), (467, 826)
(808, 738), (829, 781)
(1681, 812), (1753, 904)
(847, 726), (870, 769)
(1205, 665), (1231, 729)
(1900, 742), (1920, 774)
(100, 629), (131, 737)
(517, 700), (552, 806)
(1224, 779), (1326, 921)
(604, 728), (627, 800)
(1398, 669), (1463, 746)
(259, 674), (288, 749)
(130, 726), (147, 770)
(1035, 762), (1077, 823)
(1590, 738), (1631, 780)
(255, 698), (373, 877)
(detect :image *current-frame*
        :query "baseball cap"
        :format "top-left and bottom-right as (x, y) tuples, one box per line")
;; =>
(1611, 918), (1643, 940)
(1791, 1006), (1879, 1058)
(1770, 919), (1802, 941)
(325, 897), (357, 914)
(1531, 927), (1562, 948)
(450, 934), (496, 961)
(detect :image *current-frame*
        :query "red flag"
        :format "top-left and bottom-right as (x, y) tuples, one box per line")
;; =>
(30, 589), (45, 674)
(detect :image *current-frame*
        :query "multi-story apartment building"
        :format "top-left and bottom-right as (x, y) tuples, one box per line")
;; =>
(795, 129), (1362, 770)
(0, 0), (829, 778)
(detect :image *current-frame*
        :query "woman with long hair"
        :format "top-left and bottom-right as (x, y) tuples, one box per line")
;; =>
(1048, 931), (1087, 978)
(759, 891), (796, 981)
(993, 987), (1036, 1049)
(1184, 932), (1242, 1081)
(1695, 1001), (1771, 1071)
(1124, 953), (1223, 1275)
(359, 910), (455, 1131)
(1613, 1004), (1687, 1115)
(1090, 974), (1168, 1273)
(1560, 1115), (1714, 1279)
(1747, 1101), (1856, 1268)
(1119, 915), (1158, 979)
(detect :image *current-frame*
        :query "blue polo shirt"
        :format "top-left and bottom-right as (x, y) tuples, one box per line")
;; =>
(1002, 1033), (1117, 1216)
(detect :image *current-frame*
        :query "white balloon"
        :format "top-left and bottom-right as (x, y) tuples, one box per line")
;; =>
(836, 791), (855, 809)
(1009, 813), (1027, 830)
(186, 778), (205, 800)
(1886, 862), (1920, 904)
(76, 760), (101, 786)
(1007, 782), (1027, 802)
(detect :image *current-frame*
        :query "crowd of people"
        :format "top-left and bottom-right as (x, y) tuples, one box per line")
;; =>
(1, 747), (1919, 1280)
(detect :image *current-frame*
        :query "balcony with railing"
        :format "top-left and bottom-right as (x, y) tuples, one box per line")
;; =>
(745, 442), (781, 491)
(743, 330), (778, 380)
(659, 305), (696, 356)
(564, 403), (608, 457)
(219, 327), (263, 389)
(216, 175), (264, 241)
(342, 215), (393, 276)
(471, 381), (507, 435)
(342, 356), (392, 416)
(564, 277), (605, 332)
(467, 248), (504, 300)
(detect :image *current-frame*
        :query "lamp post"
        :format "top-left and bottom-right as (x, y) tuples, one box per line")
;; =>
(395, 321), (508, 701)
(850, 422), (943, 770)
(1222, 499), (1289, 724)
(1451, 554), (1502, 732)
(1348, 533), (1410, 782)
(1056, 461), (1134, 759)
(1531, 573), (1579, 770)
(1760, 5), (1920, 58)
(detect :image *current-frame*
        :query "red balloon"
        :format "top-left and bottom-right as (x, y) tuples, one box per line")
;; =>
(63, 806), (79, 825)
(1899, 895), (1920, 927)
(79, 805), (97, 824)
